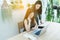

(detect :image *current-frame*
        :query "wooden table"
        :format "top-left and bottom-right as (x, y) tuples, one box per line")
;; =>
(8, 22), (60, 40)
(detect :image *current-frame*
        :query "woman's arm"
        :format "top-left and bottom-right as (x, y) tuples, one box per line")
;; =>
(34, 19), (38, 28)
(32, 19), (38, 30)
(39, 14), (43, 24)
(24, 19), (30, 32)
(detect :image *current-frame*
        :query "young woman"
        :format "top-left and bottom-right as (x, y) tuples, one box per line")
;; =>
(24, 9), (37, 32)
(33, 0), (42, 25)
(24, 1), (42, 32)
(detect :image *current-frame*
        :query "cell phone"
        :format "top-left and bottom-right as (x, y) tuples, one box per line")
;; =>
(38, 26), (44, 29)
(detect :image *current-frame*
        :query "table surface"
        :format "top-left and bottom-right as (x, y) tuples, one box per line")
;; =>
(8, 22), (60, 40)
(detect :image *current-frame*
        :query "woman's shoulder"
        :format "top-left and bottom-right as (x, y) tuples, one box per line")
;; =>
(27, 7), (33, 12)
(24, 19), (27, 21)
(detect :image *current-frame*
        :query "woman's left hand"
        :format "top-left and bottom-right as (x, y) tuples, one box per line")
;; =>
(40, 20), (43, 24)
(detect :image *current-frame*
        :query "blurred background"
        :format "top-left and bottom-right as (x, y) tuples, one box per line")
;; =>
(0, 0), (60, 40)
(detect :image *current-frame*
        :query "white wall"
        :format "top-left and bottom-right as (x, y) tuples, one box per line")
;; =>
(0, 6), (19, 40)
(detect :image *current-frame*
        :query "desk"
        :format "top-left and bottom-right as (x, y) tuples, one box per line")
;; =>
(8, 22), (60, 40)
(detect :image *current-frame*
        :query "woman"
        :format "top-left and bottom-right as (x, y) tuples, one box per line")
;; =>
(24, 9), (37, 32)
(33, 0), (42, 25)
(24, 0), (42, 32)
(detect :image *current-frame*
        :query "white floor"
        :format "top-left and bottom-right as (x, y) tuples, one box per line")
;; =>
(0, 8), (19, 40)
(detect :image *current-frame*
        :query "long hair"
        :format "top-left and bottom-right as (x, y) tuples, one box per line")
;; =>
(32, 0), (42, 14)
(24, 1), (42, 20)
(24, 8), (34, 20)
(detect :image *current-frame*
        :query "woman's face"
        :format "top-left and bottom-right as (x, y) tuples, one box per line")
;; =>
(29, 12), (34, 19)
(35, 4), (41, 10)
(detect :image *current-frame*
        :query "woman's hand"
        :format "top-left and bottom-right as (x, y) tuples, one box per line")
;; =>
(32, 25), (38, 30)
(40, 20), (43, 24)
(26, 28), (30, 32)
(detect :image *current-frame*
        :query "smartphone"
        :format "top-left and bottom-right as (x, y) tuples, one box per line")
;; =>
(38, 26), (44, 29)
